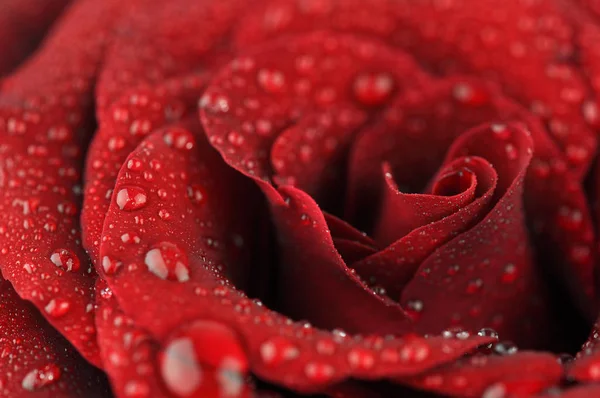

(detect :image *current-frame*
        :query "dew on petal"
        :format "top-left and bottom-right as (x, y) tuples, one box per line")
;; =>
(259, 336), (300, 366)
(352, 72), (394, 106)
(144, 242), (190, 282)
(116, 186), (148, 211)
(21, 364), (61, 391)
(49, 248), (80, 272)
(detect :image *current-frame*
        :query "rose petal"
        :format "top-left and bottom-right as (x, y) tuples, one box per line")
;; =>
(99, 124), (495, 393)
(235, 6), (599, 318)
(351, 156), (497, 299)
(236, 0), (597, 175)
(200, 31), (431, 193)
(83, 75), (208, 265)
(0, 0), (72, 76)
(373, 159), (483, 246)
(0, 0), (123, 365)
(95, 0), (246, 111)
(567, 320), (600, 383)
(264, 184), (413, 334)
(536, 385), (600, 398)
(345, 76), (596, 320)
(324, 213), (377, 249)
(332, 238), (377, 265)
(95, 279), (170, 398)
(400, 352), (562, 398)
(399, 124), (557, 349)
(0, 277), (109, 397)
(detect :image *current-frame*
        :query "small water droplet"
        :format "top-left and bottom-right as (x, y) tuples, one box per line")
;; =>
(163, 129), (195, 150)
(501, 263), (517, 283)
(452, 82), (489, 106)
(557, 206), (583, 231)
(353, 72), (394, 106)
(315, 338), (336, 355)
(466, 278), (483, 294)
(493, 341), (518, 355)
(257, 69), (286, 93)
(347, 347), (375, 370)
(405, 300), (424, 320)
(477, 328), (499, 339)
(304, 362), (334, 383)
(399, 337), (430, 363)
(259, 336), (299, 366)
(583, 100), (600, 128)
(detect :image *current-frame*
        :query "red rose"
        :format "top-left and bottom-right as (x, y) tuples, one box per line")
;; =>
(3, 0), (600, 396)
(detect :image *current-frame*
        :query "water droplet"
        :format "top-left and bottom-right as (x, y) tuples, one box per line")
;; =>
(121, 232), (141, 244)
(405, 299), (424, 320)
(102, 256), (122, 275)
(300, 213), (313, 226)
(504, 144), (518, 160)
(466, 278), (483, 294)
(347, 347), (375, 370)
(304, 362), (335, 383)
(130, 119), (152, 136)
(124, 380), (150, 398)
(257, 69), (286, 93)
(227, 131), (245, 147)
(259, 336), (299, 366)
(482, 382), (507, 398)
(399, 337), (430, 363)
(163, 129), (195, 150)
(160, 320), (248, 397)
(492, 341), (518, 355)
(477, 328), (499, 339)
(116, 186), (148, 211)
(144, 242), (190, 282)
(583, 100), (600, 128)
(501, 263), (517, 283)
(315, 338), (336, 355)
(21, 364), (61, 391)
(44, 298), (70, 317)
(566, 144), (589, 164)
(558, 353), (573, 364)
(557, 206), (583, 231)
(491, 124), (510, 139)
(50, 248), (80, 272)
(353, 72), (394, 106)
(452, 82), (489, 106)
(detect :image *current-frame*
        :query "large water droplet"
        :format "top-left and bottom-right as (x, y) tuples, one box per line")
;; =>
(144, 242), (190, 282)
(21, 364), (61, 391)
(44, 298), (70, 318)
(116, 186), (148, 211)
(102, 256), (122, 275)
(160, 320), (248, 397)
(50, 248), (80, 272)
